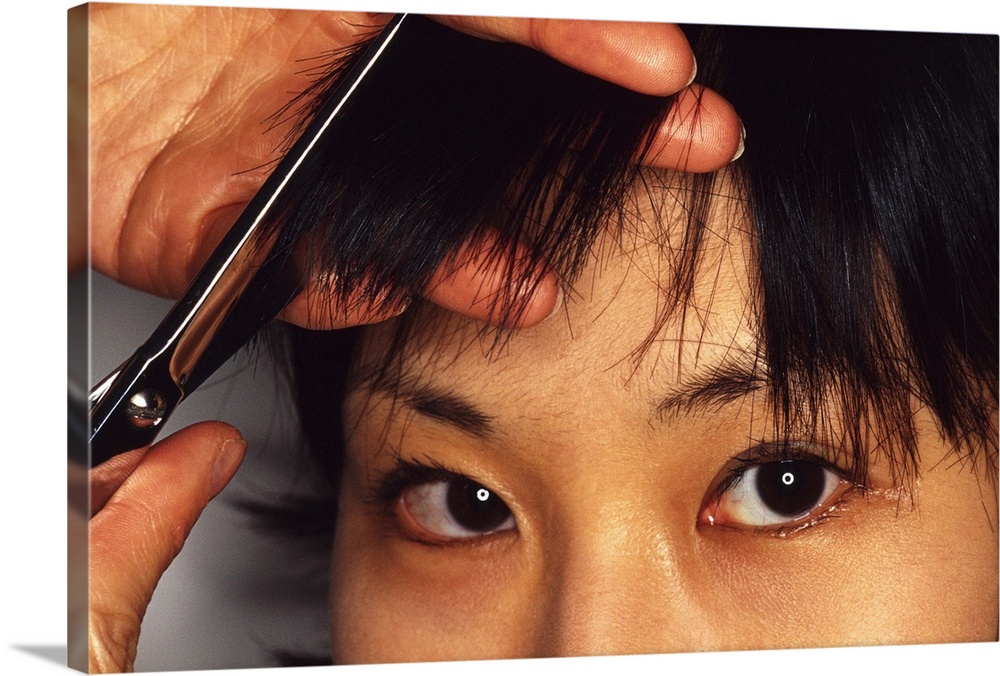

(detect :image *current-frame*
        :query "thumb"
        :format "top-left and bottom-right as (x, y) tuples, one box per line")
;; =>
(88, 421), (246, 673)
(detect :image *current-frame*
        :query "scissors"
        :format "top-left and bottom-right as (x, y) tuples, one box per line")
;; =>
(86, 14), (409, 466)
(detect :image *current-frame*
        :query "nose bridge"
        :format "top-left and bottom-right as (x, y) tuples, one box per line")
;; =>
(533, 499), (702, 657)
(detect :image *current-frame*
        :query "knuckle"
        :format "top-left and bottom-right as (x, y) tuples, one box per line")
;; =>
(89, 604), (142, 672)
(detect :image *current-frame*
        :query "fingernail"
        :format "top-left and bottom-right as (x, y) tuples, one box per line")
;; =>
(686, 56), (698, 87)
(730, 122), (746, 162)
(210, 437), (246, 496)
(543, 284), (565, 322)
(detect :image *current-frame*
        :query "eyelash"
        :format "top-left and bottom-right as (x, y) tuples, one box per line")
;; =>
(368, 457), (517, 545)
(369, 457), (458, 504)
(369, 444), (862, 545)
(700, 443), (862, 536)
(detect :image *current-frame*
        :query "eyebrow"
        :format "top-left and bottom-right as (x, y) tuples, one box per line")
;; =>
(654, 356), (768, 423)
(360, 356), (766, 438)
(366, 374), (495, 439)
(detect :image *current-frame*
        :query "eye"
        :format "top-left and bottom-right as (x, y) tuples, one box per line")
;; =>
(699, 457), (851, 532)
(400, 478), (516, 541)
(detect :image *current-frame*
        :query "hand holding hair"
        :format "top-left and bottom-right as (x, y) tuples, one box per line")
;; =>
(84, 6), (740, 332)
(434, 15), (744, 171)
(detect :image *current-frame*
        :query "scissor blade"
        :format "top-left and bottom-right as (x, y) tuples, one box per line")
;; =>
(88, 14), (409, 465)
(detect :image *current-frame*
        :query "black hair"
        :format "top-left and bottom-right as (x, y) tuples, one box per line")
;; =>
(275, 16), (996, 488)
(689, 25), (998, 483)
(250, 13), (678, 532)
(246, 16), (997, 664)
(265, 15), (669, 331)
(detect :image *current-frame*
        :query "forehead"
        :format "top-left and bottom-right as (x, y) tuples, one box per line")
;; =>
(351, 175), (758, 417)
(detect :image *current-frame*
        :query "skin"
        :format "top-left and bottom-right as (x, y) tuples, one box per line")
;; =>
(332, 176), (999, 660)
(81, 5), (742, 671)
(80, 4), (742, 327)
(86, 422), (246, 672)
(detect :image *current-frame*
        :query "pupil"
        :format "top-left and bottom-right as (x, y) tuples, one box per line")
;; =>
(754, 460), (826, 517)
(446, 480), (511, 532)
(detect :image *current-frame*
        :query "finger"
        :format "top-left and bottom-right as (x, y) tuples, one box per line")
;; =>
(88, 447), (149, 515)
(88, 422), (245, 673)
(644, 84), (744, 172)
(435, 17), (742, 173)
(279, 280), (410, 330)
(279, 234), (561, 331)
(423, 235), (562, 328)
(436, 16), (696, 96)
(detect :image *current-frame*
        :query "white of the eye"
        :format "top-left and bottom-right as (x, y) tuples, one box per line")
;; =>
(401, 481), (515, 539)
(723, 465), (840, 527)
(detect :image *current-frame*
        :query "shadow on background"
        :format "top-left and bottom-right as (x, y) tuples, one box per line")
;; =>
(13, 645), (66, 667)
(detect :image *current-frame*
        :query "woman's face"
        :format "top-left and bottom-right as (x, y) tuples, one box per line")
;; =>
(330, 176), (998, 662)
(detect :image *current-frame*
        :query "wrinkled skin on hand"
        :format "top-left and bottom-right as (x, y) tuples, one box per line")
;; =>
(86, 422), (246, 673)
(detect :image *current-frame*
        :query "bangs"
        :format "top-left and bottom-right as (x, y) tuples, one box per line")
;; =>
(691, 26), (998, 485)
(264, 15), (672, 333)
(276, 18), (997, 488)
